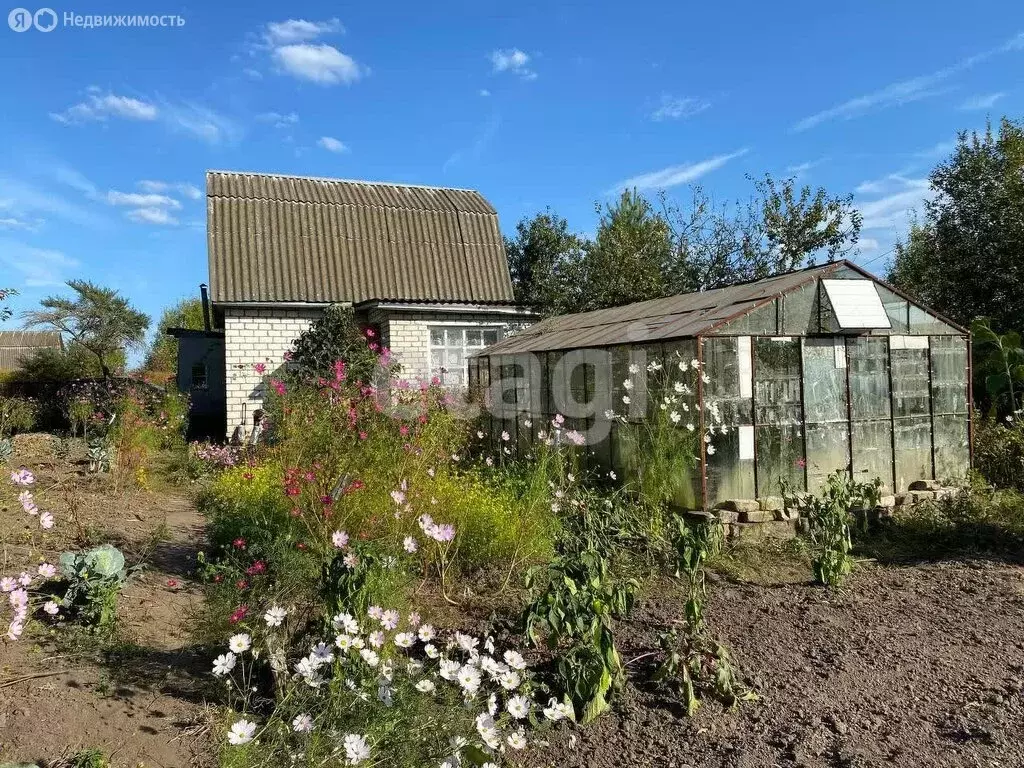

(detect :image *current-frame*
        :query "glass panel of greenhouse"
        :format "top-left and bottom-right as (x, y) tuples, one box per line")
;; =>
(469, 261), (972, 511)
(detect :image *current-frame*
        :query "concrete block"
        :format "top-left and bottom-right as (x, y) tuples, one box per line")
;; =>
(729, 520), (797, 543)
(909, 479), (941, 491)
(877, 494), (896, 508)
(716, 499), (761, 514)
(895, 493), (913, 506)
(739, 509), (775, 524)
(759, 496), (784, 512)
(910, 490), (935, 502)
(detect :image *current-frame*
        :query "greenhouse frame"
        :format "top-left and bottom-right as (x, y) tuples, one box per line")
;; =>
(468, 261), (971, 511)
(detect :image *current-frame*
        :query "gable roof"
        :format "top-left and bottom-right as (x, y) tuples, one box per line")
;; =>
(206, 171), (515, 306)
(476, 261), (965, 355)
(0, 330), (63, 372)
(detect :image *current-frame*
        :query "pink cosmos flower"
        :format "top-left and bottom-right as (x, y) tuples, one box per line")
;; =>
(11, 468), (34, 486)
(332, 530), (349, 549)
(39, 512), (54, 530)
(43, 600), (60, 615)
(270, 379), (286, 396)
(37, 563), (57, 579)
(253, 363), (267, 374)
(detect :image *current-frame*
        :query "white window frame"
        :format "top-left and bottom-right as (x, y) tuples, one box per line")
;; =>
(427, 324), (502, 387)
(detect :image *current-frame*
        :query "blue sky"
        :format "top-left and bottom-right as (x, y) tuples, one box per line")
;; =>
(1, 0), (1022, 348)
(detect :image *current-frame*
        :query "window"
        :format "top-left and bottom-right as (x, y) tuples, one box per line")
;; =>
(429, 326), (500, 387)
(821, 280), (891, 330)
(190, 363), (208, 390)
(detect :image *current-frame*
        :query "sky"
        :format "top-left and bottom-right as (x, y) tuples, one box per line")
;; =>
(1, 0), (1022, 350)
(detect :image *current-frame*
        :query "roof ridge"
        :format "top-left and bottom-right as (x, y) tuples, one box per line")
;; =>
(205, 169), (482, 195)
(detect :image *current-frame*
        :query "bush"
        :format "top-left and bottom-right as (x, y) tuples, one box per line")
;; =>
(0, 395), (36, 436)
(973, 416), (1024, 491)
(290, 304), (394, 384)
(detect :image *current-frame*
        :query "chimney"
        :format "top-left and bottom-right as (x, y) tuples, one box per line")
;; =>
(199, 283), (212, 331)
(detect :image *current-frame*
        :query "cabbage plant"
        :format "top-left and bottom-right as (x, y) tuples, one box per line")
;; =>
(58, 544), (137, 629)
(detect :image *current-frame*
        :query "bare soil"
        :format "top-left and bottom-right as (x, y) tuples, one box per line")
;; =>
(0, 434), (216, 767)
(534, 560), (1024, 768)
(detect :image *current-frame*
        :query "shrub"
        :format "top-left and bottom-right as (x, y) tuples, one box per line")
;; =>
(973, 416), (1024, 491)
(0, 395), (36, 436)
(290, 304), (395, 384)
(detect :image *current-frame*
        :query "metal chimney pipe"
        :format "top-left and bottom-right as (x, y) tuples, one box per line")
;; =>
(199, 283), (212, 331)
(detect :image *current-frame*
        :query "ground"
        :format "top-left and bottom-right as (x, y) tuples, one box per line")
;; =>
(2, 435), (1023, 767)
(0, 434), (215, 767)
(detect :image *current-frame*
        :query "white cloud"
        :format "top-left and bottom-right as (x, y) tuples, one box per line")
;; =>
(858, 237), (881, 251)
(162, 102), (240, 144)
(914, 139), (958, 160)
(51, 91), (158, 124)
(137, 180), (201, 199)
(610, 148), (749, 193)
(490, 48), (536, 79)
(257, 111), (300, 128)
(854, 175), (930, 231)
(126, 208), (178, 226)
(785, 158), (826, 177)
(318, 136), (349, 153)
(0, 176), (106, 229)
(0, 216), (42, 232)
(793, 32), (1024, 131)
(106, 191), (182, 209)
(959, 92), (1004, 110)
(650, 94), (710, 121)
(178, 183), (202, 200)
(273, 43), (363, 85)
(0, 242), (80, 287)
(266, 18), (343, 45)
(479, 89), (491, 97)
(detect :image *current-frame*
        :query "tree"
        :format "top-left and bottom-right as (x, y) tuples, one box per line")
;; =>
(504, 211), (585, 316)
(143, 297), (206, 378)
(889, 118), (1024, 332)
(0, 288), (16, 323)
(14, 343), (113, 383)
(23, 280), (149, 379)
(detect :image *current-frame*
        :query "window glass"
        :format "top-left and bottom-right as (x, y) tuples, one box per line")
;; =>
(802, 338), (850, 494)
(191, 363), (208, 390)
(847, 337), (894, 490)
(930, 336), (968, 415)
(429, 326), (502, 387)
(753, 338), (804, 494)
(704, 337), (754, 505)
(713, 299), (779, 335)
(782, 282), (819, 335)
(933, 413), (969, 484)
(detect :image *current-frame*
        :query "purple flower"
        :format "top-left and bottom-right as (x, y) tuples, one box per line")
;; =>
(10, 468), (34, 486)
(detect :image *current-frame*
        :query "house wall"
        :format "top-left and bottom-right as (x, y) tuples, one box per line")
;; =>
(223, 306), (322, 434)
(366, 308), (532, 385)
(175, 335), (226, 439)
(222, 305), (534, 436)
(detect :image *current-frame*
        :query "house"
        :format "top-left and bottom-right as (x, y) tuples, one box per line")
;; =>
(181, 170), (535, 437)
(0, 330), (63, 374)
(470, 261), (971, 518)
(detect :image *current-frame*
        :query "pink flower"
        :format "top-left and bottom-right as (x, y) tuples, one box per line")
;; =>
(564, 430), (586, 447)
(39, 512), (54, 530)
(253, 362), (267, 374)
(37, 563), (57, 579)
(10, 468), (34, 486)
(270, 379), (286, 396)
(283, 350), (294, 362)
(332, 530), (349, 549)
(403, 536), (418, 554)
(365, 328), (376, 338)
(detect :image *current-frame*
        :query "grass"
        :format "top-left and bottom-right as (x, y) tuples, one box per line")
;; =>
(710, 537), (813, 585)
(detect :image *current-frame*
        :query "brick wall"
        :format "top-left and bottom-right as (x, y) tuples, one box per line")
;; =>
(223, 306), (321, 434)
(223, 305), (533, 435)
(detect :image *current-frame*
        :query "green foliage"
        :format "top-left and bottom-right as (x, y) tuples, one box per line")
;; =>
(971, 317), (1024, 418)
(507, 175), (862, 316)
(787, 471), (881, 587)
(855, 483), (1024, 562)
(58, 544), (136, 629)
(524, 547), (637, 723)
(64, 750), (110, 768)
(0, 286), (16, 323)
(974, 416), (1024, 491)
(13, 342), (112, 383)
(888, 118), (1024, 333)
(23, 279), (149, 378)
(290, 304), (389, 384)
(0, 395), (35, 436)
(144, 296), (206, 378)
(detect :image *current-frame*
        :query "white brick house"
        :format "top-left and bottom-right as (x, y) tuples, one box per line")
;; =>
(201, 171), (536, 436)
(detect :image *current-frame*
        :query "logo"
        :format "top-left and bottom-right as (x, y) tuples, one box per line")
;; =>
(33, 6), (55, 30)
(8, 7), (31, 30)
(8, 6), (56, 30)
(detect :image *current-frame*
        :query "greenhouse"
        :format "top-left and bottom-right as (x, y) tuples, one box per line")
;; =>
(468, 261), (971, 511)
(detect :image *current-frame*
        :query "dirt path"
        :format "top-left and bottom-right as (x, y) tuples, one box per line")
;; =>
(0, 452), (215, 767)
(535, 559), (1024, 768)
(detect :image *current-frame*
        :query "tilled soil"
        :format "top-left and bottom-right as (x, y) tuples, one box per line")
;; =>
(536, 560), (1024, 768)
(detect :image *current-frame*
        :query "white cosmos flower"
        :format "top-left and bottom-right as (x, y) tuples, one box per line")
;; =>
(394, 632), (414, 648)
(424, 643), (439, 659)
(403, 536), (418, 553)
(228, 633), (251, 653)
(292, 713), (314, 733)
(678, 360), (688, 371)
(686, 422), (695, 432)
(415, 678), (436, 693)
(673, 381), (685, 393)
(475, 713), (502, 750)
(628, 363), (639, 374)
(349, 636), (365, 650)
(543, 697), (574, 721)
(336, 634), (354, 651)
(264, 605), (287, 627)
(368, 631), (385, 648)
(311, 642), (334, 664)
(439, 659), (460, 680)
(331, 530), (349, 548)
(669, 411), (681, 423)
(507, 694), (530, 719)
(507, 728), (527, 750)
(707, 445), (717, 455)
(690, 358), (700, 368)
(498, 670), (521, 690)
(622, 395), (631, 404)
(359, 648), (379, 667)
(418, 624), (436, 642)
(333, 612), (360, 634)
(623, 379), (634, 390)
(212, 652), (236, 676)
(227, 718), (257, 745)
(647, 360), (662, 371)
(455, 632), (478, 653)
(380, 609), (400, 630)
(456, 664), (482, 694)
(343, 733), (371, 765)
(503, 650), (527, 670)
(603, 409), (616, 419)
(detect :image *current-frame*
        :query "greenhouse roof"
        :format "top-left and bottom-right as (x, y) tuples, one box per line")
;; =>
(476, 261), (963, 355)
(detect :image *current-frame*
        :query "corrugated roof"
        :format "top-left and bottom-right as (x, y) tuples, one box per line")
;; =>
(475, 262), (845, 355)
(0, 330), (63, 372)
(206, 171), (515, 305)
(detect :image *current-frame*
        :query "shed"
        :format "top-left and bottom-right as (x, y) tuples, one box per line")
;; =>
(0, 331), (64, 373)
(469, 261), (970, 511)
